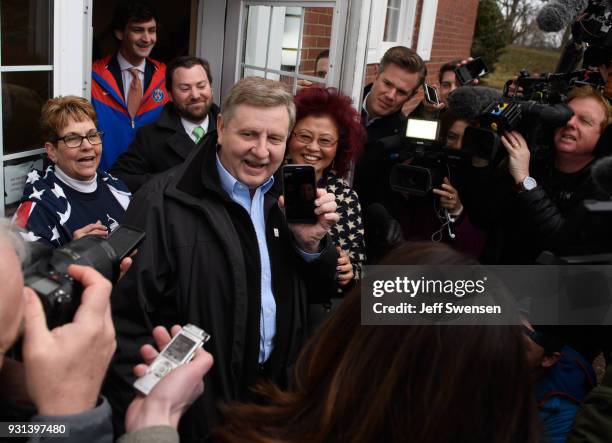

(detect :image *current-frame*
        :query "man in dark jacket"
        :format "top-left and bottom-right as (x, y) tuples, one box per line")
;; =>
(111, 56), (220, 193)
(354, 46), (426, 215)
(468, 86), (612, 264)
(105, 76), (339, 442)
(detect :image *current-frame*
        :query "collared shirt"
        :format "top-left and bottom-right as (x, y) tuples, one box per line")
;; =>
(361, 92), (379, 127)
(117, 52), (146, 101)
(215, 153), (277, 363)
(181, 116), (210, 143)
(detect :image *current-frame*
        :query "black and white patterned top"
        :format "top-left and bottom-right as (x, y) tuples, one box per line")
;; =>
(320, 170), (366, 281)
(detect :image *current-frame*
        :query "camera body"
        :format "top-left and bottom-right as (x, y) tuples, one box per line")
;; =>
(22, 226), (145, 329)
(460, 71), (594, 164)
(380, 118), (468, 196)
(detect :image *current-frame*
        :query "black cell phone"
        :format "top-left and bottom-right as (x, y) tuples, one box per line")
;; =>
(455, 57), (488, 85)
(107, 224), (146, 260)
(423, 83), (440, 105)
(282, 165), (317, 224)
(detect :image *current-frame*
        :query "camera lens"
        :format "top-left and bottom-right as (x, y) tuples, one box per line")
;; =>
(50, 236), (120, 283)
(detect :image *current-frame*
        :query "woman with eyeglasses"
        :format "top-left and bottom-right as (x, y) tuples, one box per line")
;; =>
(13, 96), (131, 247)
(287, 87), (366, 294)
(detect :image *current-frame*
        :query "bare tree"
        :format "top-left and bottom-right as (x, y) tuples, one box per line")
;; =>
(497, 0), (538, 43)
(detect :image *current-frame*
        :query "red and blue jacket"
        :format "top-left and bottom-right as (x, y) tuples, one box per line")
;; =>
(92, 55), (169, 171)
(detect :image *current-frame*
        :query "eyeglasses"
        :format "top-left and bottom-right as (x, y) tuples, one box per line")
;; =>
(54, 131), (104, 148)
(292, 131), (337, 148)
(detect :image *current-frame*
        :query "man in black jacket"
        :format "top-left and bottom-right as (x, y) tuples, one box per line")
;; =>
(111, 56), (220, 193)
(354, 46), (426, 215)
(469, 86), (612, 264)
(105, 76), (339, 442)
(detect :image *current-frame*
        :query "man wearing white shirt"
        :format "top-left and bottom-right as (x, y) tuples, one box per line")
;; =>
(92, 1), (169, 171)
(111, 56), (220, 193)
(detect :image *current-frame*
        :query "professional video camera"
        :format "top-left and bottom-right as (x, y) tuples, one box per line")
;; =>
(23, 225), (144, 328)
(376, 118), (469, 197)
(460, 73), (582, 164)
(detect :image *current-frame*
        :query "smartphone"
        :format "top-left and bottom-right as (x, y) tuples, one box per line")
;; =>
(134, 324), (210, 395)
(107, 224), (146, 261)
(455, 57), (489, 85)
(423, 83), (440, 105)
(282, 164), (317, 224)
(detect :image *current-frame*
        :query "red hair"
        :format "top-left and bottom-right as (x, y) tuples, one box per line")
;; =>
(293, 87), (365, 179)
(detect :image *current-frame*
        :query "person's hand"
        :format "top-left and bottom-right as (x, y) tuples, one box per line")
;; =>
(402, 89), (424, 117)
(432, 178), (463, 216)
(422, 96), (446, 117)
(73, 221), (108, 240)
(278, 188), (339, 253)
(125, 326), (214, 432)
(335, 247), (354, 286)
(501, 131), (531, 183)
(21, 265), (116, 416)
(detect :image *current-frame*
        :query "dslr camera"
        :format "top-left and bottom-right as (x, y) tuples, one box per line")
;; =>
(23, 225), (144, 329)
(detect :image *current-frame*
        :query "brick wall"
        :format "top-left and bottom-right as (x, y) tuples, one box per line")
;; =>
(363, 0), (478, 86)
(299, 7), (333, 74)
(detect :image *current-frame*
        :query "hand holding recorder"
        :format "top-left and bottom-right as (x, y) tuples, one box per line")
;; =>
(126, 325), (214, 432)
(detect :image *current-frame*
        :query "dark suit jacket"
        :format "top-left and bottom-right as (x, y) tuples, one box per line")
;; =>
(354, 83), (407, 214)
(110, 101), (220, 193)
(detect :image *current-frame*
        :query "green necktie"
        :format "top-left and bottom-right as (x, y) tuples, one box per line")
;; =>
(192, 126), (205, 143)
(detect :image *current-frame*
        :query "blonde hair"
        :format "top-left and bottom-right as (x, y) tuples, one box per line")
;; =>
(567, 86), (612, 131)
(40, 96), (97, 142)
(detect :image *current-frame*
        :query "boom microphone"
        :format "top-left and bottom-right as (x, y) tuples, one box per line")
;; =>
(446, 86), (502, 121)
(536, 0), (590, 32)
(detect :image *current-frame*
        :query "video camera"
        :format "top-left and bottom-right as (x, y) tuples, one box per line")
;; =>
(377, 118), (468, 196)
(23, 225), (145, 329)
(460, 71), (587, 164)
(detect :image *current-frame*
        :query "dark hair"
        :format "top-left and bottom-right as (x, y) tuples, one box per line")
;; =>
(314, 49), (329, 75)
(438, 59), (461, 84)
(166, 56), (213, 92)
(215, 242), (540, 443)
(292, 87), (366, 179)
(439, 109), (476, 145)
(379, 46), (427, 88)
(112, 0), (158, 33)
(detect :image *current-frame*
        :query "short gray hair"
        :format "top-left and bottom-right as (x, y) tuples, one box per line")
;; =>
(221, 76), (296, 130)
(0, 218), (30, 265)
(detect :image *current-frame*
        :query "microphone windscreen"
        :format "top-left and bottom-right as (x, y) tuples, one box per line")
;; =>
(536, 0), (589, 32)
(591, 155), (612, 196)
(446, 86), (501, 121)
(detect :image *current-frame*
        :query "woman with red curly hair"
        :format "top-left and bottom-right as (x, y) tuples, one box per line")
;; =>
(287, 87), (366, 292)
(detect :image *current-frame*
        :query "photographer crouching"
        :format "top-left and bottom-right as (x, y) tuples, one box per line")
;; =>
(469, 86), (612, 264)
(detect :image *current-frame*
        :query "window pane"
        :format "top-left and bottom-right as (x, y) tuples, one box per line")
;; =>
(2, 71), (51, 154)
(298, 7), (332, 79)
(383, 0), (401, 42)
(1, 0), (54, 65)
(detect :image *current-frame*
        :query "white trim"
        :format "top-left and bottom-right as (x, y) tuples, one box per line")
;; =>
(198, 0), (226, 105)
(416, 0), (439, 61)
(345, 0), (371, 108)
(54, 0), (88, 97)
(367, 0), (418, 65)
(2, 148), (46, 162)
(0, 66), (53, 72)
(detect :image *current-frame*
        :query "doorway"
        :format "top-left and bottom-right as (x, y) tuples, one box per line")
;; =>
(91, 0), (197, 64)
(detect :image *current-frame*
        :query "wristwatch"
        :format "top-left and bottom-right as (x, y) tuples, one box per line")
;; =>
(517, 176), (537, 193)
